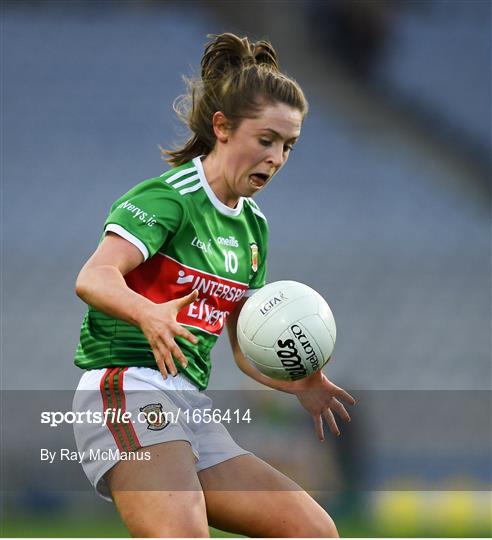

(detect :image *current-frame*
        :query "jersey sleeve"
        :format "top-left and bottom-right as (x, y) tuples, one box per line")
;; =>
(104, 177), (185, 260)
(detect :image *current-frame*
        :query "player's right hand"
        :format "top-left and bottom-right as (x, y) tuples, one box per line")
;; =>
(136, 290), (199, 379)
(291, 370), (356, 440)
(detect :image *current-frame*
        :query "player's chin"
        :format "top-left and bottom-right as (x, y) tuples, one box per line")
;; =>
(245, 186), (264, 197)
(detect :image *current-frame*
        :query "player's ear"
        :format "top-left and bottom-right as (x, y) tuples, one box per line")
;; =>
(212, 111), (231, 143)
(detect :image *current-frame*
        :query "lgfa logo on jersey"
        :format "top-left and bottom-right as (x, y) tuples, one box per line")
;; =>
(250, 243), (259, 272)
(191, 236), (212, 253)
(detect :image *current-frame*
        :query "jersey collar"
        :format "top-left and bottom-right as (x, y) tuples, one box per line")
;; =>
(193, 156), (244, 217)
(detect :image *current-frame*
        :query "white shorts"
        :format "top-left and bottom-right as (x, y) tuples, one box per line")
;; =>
(73, 367), (251, 501)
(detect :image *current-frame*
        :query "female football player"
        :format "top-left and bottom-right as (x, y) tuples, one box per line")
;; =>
(73, 32), (355, 537)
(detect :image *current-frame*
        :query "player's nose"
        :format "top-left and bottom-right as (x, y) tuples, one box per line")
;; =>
(266, 144), (284, 169)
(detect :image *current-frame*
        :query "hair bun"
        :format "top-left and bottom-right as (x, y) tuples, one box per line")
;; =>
(201, 33), (279, 80)
(253, 40), (279, 71)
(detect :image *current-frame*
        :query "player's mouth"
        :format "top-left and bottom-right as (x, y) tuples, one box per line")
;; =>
(249, 173), (270, 189)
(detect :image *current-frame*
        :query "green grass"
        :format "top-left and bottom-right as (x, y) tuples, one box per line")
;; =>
(1, 512), (490, 537)
(0, 514), (240, 538)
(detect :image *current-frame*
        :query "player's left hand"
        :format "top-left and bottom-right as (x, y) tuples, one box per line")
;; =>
(291, 371), (356, 441)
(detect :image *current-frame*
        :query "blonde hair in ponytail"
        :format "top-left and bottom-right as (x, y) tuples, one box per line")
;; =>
(163, 33), (308, 166)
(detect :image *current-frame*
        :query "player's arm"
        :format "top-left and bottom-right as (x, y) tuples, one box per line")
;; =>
(227, 298), (356, 440)
(75, 232), (198, 378)
(226, 297), (299, 393)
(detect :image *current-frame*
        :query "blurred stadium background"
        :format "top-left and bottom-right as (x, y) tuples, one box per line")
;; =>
(1, 0), (490, 537)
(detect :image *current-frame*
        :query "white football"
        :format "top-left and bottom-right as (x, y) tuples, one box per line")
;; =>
(237, 281), (336, 380)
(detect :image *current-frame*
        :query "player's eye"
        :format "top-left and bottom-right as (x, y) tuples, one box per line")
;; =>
(283, 144), (294, 152)
(259, 138), (272, 147)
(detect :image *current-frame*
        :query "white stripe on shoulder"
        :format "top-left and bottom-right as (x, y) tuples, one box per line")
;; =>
(105, 224), (149, 261)
(162, 166), (197, 184)
(246, 198), (260, 210)
(245, 198), (267, 220)
(173, 173), (200, 189)
(179, 182), (202, 195)
(251, 206), (267, 220)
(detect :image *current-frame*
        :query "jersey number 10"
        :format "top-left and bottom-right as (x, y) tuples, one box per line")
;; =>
(223, 250), (238, 274)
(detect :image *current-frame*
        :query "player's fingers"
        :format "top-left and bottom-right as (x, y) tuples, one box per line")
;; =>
(323, 408), (340, 437)
(153, 339), (176, 377)
(331, 384), (356, 406)
(174, 290), (198, 310)
(151, 345), (168, 380)
(163, 349), (178, 377)
(165, 337), (189, 369)
(331, 398), (351, 423)
(312, 415), (324, 442)
(172, 324), (198, 345)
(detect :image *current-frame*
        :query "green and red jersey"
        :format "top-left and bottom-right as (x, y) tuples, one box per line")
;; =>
(75, 157), (269, 390)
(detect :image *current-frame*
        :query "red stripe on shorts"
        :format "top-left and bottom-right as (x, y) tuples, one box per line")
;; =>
(99, 368), (125, 452)
(117, 367), (141, 451)
(108, 367), (136, 452)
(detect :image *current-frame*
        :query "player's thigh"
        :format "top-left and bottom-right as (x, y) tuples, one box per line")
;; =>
(108, 441), (209, 538)
(198, 454), (338, 538)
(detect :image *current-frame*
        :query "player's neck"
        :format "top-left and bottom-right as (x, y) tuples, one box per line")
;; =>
(201, 153), (240, 209)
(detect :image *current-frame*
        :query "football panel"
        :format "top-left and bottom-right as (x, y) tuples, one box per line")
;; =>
(297, 314), (335, 365)
(238, 281), (299, 332)
(289, 317), (326, 373)
(274, 320), (324, 377)
(236, 322), (250, 357)
(238, 281), (318, 338)
(251, 293), (320, 347)
(315, 292), (337, 343)
(248, 356), (310, 381)
(237, 335), (281, 368)
(238, 325), (315, 380)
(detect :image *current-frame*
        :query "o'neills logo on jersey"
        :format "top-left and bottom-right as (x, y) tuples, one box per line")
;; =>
(217, 235), (239, 248)
(125, 255), (248, 336)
